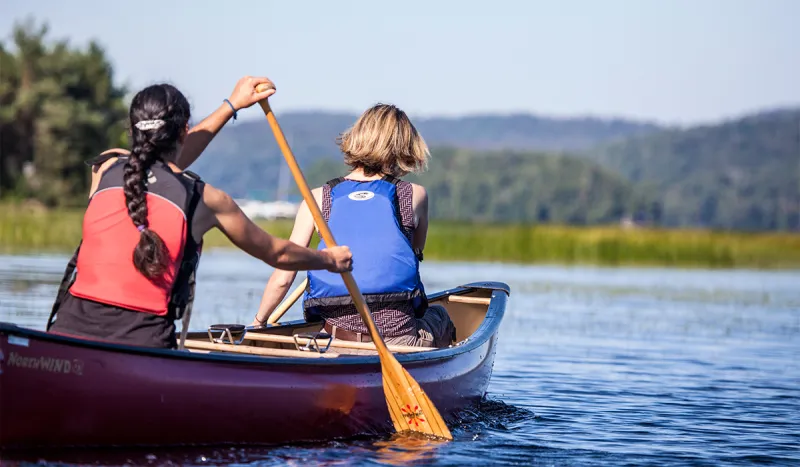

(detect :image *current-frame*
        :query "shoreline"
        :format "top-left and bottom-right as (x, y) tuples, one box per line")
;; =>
(2, 205), (799, 270)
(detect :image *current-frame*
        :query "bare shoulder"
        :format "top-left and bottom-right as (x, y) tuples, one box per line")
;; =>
(409, 183), (428, 206)
(89, 156), (120, 197)
(409, 182), (427, 195)
(192, 182), (242, 239)
(310, 186), (324, 207)
(201, 182), (237, 212)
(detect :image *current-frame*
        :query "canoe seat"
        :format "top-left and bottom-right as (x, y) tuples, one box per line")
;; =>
(207, 324), (247, 345)
(292, 332), (333, 353)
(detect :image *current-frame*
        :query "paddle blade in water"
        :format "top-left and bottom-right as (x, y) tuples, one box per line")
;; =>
(380, 352), (452, 440)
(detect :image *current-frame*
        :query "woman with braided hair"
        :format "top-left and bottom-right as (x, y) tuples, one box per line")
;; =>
(49, 76), (352, 348)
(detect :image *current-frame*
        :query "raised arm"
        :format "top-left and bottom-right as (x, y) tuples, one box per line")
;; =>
(252, 188), (321, 326)
(201, 183), (350, 272)
(176, 76), (277, 169)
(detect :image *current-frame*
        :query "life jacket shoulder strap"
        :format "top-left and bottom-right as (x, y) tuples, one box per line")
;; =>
(326, 175), (399, 187)
(83, 150), (129, 168)
(382, 175), (404, 233)
(46, 242), (81, 331)
(380, 174), (400, 185)
(181, 170), (202, 182)
(326, 177), (345, 189)
(168, 175), (204, 319)
(325, 175), (400, 188)
(380, 176), (423, 261)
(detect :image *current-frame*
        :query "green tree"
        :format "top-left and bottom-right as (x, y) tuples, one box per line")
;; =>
(0, 19), (128, 206)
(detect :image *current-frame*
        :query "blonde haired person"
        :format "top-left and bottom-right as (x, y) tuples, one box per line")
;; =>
(253, 104), (456, 349)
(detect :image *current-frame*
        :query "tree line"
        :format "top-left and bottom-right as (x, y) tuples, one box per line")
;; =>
(0, 20), (127, 206)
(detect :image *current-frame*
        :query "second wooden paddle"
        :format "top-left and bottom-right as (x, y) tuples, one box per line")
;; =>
(256, 88), (452, 440)
(266, 278), (308, 325)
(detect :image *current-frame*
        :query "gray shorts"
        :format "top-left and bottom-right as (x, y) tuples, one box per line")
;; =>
(325, 305), (456, 355)
(384, 305), (456, 348)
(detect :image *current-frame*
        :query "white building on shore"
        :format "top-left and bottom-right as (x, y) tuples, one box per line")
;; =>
(235, 199), (299, 220)
(235, 164), (299, 220)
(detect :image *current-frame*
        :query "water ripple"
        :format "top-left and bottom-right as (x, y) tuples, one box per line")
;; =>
(1, 253), (798, 465)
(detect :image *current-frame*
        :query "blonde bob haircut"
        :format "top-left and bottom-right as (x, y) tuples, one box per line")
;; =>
(336, 103), (429, 177)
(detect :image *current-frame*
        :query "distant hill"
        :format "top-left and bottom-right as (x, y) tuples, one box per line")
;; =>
(191, 112), (660, 199)
(191, 108), (800, 231)
(585, 109), (800, 230)
(305, 148), (654, 225)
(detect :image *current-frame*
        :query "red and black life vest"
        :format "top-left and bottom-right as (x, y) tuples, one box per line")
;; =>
(47, 154), (203, 328)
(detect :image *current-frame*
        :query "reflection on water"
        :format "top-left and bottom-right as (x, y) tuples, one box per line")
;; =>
(1, 251), (799, 466)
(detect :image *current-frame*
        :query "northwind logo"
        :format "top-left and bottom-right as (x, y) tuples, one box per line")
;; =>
(7, 352), (83, 375)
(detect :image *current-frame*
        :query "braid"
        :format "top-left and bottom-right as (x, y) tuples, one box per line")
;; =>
(124, 84), (191, 280)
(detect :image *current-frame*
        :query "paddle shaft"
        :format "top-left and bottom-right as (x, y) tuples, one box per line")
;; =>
(257, 99), (390, 354)
(266, 277), (308, 324)
(178, 300), (192, 350)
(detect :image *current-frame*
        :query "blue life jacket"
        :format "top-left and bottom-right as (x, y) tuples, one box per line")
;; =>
(303, 176), (427, 320)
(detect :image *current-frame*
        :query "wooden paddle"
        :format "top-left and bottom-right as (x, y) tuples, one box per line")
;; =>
(256, 87), (452, 440)
(266, 277), (308, 325)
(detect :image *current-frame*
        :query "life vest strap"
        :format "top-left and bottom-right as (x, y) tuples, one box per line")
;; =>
(83, 150), (129, 168)
(168, 172), (204, 320)
(325, 174), (400, 189)
(46, 243), (81, 331)
(304, 289), (422, 308)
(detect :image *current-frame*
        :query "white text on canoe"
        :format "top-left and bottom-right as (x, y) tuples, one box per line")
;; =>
(5, 352), (84, 376)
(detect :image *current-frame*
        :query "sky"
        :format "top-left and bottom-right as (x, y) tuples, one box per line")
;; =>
(1, 0), (799, 126)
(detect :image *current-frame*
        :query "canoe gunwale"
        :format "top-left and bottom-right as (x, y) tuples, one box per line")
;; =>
(0, 282), (509, 367)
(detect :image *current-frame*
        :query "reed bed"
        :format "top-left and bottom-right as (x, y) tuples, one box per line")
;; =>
(2, 204), (798, 269)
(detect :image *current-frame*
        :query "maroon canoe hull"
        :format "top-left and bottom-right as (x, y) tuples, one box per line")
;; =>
(0, 284), (508, 449)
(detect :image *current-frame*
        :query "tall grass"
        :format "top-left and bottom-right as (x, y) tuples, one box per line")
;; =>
(2, 203), (799, 269)
(424, 222), (800, 269)
(0, 203), (86, 254)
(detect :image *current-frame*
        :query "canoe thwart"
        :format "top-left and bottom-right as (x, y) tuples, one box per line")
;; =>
(244, 332), (438, 353)
(447, 295), (492, 305)
(460, 281), (511, 295)
(184, 339), (339, 358)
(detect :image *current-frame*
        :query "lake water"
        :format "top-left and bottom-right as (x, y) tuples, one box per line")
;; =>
(1, 251), (798, 466)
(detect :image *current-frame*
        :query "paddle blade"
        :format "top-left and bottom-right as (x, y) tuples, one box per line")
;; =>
(380, 353), (452, 440)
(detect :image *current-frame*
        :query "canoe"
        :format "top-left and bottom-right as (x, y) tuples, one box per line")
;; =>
(0, 281), (509, 449)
